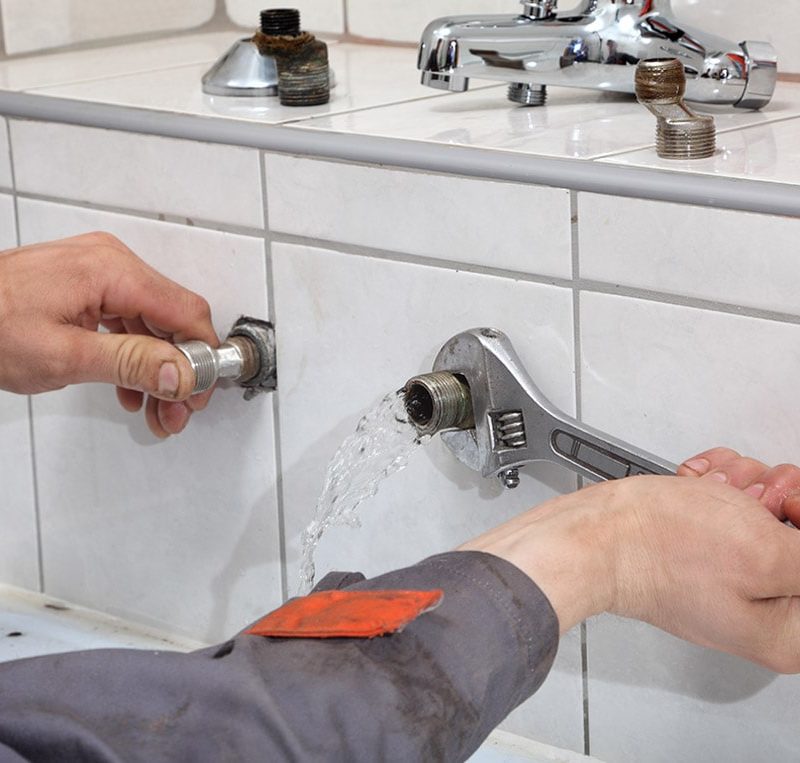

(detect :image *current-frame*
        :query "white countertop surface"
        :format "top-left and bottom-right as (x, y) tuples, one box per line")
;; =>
(0, 31), (798, 215)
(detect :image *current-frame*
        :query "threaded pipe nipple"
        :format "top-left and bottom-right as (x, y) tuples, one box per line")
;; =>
(403, 372), (474, 437)
(635, 58), (716, 160)
(508, 83), (547, 107)
(260, 8), (301, 36)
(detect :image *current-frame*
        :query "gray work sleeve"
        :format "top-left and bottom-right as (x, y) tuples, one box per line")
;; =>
(0, 551), (560, 763)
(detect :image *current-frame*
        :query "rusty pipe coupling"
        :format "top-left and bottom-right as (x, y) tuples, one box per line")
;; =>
(635, 58), (716, 160)
(176, 317), (277, 398)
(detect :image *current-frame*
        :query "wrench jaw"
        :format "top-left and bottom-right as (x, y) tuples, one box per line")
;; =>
(432, 328), (560, 482)
(423, 328), (676, 487)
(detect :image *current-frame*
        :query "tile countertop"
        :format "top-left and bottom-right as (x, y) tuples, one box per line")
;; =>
(0, 31), (799, 215)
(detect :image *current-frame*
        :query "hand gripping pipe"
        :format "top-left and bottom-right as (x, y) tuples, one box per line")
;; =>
(404, 328), (675, 489)
(175, 317), (276, 400)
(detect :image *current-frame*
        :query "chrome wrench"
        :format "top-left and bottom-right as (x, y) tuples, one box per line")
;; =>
(404, 328), (675, 488)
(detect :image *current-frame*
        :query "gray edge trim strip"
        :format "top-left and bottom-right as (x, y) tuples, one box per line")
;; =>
(1, 90), (799, 217)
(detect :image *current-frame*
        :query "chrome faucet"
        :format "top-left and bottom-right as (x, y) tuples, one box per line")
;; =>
(418, 0), (777, 109)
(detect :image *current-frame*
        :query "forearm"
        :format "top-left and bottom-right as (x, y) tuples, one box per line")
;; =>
(0, 552), (559, 763)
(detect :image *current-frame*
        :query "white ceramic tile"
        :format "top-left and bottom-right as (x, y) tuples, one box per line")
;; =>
(345, 0), (583, 43)
(10, 121), (263, 229)
(0, 32), (234, 92)
(0, 119), (11, 191)
(272, 241), (583, 751)
(265, 154), (572, 277)
(672, 0), (800, 74)
(0, 194), (16, 250)
(602, 113), (800, 187)
(227, 0), (345, 34)
(579, 193), (800, 315)
(0, 393), (38, 591)
(580, 292), (800, 760)
(588, 615), (800, 763)
(30, 43), (437, 125)
(1, 0), (215, 56)
(18, 199), (279, 643)
(580, 291), (800, 485)
(296, 81), (800, 161)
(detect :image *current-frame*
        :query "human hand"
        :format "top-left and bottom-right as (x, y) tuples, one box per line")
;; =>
(0, 232), (218, 438)
(460, 450), (800, 673)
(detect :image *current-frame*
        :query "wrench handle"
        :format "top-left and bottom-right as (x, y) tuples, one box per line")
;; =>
(550, 423), (676, 482)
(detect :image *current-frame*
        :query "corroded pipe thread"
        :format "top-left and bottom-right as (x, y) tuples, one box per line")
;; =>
(635, 58), (716, 160)
(403, 372), (474, 437)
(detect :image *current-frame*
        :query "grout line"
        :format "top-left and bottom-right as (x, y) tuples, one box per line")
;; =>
(278, 84), (503, 128)
(578, 278), (800, 326)
(26, 398), (45, 594)
(341, 0), (350, 36)
(15, 192), (265, 237)
(5, 117), (44, 593)
(260, 152), (289, 604)
(571, 191), (591, 757)
(581, 620), (591, 757)
(271, 231), (576, 288)
(590, 111), (800, 162)
(23, 59), (220, 95)
(271, 231), (800, 328)
(11, 178), (800, 328)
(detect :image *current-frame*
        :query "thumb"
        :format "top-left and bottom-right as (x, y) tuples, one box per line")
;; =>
(76, 331), (198, 401)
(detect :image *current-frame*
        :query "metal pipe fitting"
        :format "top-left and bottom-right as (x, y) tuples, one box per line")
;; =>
(176, 317), (276, 398)
(403, 372), (474, 437)
(635, 58), (716, 160)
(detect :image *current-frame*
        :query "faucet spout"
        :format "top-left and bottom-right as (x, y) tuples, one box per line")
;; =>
(417, 0), (777, 109)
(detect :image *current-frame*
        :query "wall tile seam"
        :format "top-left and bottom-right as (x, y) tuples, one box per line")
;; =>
(270, 231), (800, 328)
(11, 192), (266, 238)
(22, 59), (224, 95)
(5, 113), (45, 594)
(261, 139), (575, 191)
(569, 189), (592, 757)
(577, 279), (800, 326)
(260, 148), (289, 604)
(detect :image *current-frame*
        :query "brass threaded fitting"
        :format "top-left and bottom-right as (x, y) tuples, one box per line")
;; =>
(635, 58), (716, 160)
(403, 372), (474, 437)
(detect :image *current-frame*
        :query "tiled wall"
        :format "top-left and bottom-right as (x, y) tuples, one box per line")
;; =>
(0, 0), (216, 56)
(2, 116), (800, 760)
(0, 2), (798, 75)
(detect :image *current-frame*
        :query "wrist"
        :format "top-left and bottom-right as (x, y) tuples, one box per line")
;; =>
(459, 482), (624, 633)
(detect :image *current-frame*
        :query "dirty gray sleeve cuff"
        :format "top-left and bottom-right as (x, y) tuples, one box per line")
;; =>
(0, 551), (559, 763)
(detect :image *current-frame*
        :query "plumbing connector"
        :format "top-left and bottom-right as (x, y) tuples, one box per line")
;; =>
(176, 317), (276, 399)
(403, 372), (474, 437)
(635, 58), (716, 160)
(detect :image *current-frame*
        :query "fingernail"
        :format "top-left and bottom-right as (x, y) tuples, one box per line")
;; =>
(709, 471), (728, 484)
(745, 483), (766, 499)
(684, 458), (711, 475)
(158, 362), (180, 397)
